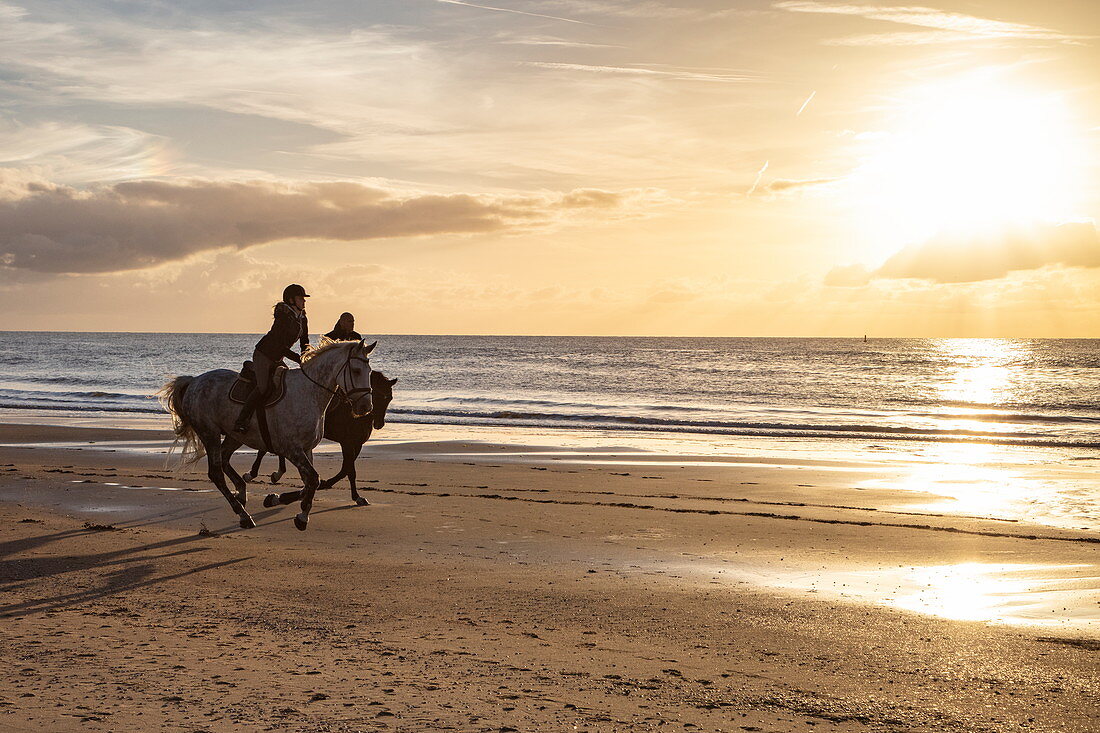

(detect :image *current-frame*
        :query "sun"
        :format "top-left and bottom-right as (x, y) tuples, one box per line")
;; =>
(852, 71), (1086, 250)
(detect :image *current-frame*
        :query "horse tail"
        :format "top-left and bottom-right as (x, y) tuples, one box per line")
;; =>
(156, 376), (205, 468)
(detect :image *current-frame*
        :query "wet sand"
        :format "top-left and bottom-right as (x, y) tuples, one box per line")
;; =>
(1, 421), (1099, 732)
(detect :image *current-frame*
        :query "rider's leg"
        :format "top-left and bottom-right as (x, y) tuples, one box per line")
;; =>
(233, 351), (274, 433)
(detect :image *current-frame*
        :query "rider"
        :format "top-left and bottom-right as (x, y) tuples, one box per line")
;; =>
(233, 284), (311, 433)
(325, 312), (362, 342)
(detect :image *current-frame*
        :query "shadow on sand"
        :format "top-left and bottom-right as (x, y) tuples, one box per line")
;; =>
(0, 520), (255, 618)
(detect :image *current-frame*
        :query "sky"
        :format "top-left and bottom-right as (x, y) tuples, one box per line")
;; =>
(1, 0), (1098, 336)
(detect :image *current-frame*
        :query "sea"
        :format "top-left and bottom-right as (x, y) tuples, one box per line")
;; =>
(2, 332), (1099, 449)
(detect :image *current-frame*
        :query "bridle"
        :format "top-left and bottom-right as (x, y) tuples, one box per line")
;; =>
(298, 341), (374, 410)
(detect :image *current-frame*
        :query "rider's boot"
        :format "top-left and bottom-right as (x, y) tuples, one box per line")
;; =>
(233, 389), (262, 433)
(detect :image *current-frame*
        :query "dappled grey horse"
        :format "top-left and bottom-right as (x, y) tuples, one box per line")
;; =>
(243, 370), (397, 507)
(159, 339), (376, 531)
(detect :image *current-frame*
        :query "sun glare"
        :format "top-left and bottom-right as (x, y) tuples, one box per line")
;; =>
(855, 73), (1086, 249)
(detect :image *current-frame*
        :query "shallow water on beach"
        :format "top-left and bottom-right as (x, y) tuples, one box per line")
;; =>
(757, 561), (1100, 636)
(8, 418), (1100, 533)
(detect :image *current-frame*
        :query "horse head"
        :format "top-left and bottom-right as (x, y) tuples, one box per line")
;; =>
(369, 372), (397, 430)
(340, 339), (377, 418)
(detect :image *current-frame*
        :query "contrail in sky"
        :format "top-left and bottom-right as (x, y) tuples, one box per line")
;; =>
(747, 160), (769, 196)
(796, 91), (816, 116)
(436, 0), (589, 25)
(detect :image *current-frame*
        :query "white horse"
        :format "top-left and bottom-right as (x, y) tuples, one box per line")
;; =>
(159, 339), (376, 531)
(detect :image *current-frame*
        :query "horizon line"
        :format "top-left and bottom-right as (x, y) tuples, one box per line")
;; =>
(1, 330), (1099, 340)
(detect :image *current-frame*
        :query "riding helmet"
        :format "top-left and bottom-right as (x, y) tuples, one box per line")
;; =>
(283, 283), (310, 301)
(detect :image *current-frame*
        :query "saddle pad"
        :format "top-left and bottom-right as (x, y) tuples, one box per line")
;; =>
(228, 364), (288, 407)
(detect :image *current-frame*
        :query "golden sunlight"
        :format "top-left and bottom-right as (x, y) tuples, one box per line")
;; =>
(885, 563), (1097, 627)
(933, 338), (1028, 406)
(856, 72), (1086, 248)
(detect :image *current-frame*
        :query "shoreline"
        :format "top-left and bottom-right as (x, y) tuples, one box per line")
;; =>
(3, 412), (1098, 533)
(6, 403), (1100, 452)
(2, 418), (1099, 730)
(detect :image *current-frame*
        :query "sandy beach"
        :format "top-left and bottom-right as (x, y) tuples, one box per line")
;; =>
(1, 420), (1098, 732)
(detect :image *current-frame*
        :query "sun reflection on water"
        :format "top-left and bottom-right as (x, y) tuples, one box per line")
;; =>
(758, 562), (1100, 632)
(847, 563), (1098, 629)
(875, 441), (1039, 520)
(862, 339), (1088, 527)
(931, 338), (1029, 408)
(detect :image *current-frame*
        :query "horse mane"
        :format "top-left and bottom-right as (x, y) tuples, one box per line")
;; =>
(301, 337), (357, 364)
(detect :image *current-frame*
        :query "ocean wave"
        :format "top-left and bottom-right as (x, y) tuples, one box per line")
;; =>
(4, 382), (1097, 443)
(0, 387), (158, 413)
(387, 406), (1044, 438)
(0, 400), (164, 414)
(389, 412), (1100, 449)
(0, 388), (151, 402)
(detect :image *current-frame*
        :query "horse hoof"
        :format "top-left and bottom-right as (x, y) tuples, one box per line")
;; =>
(243, 472), (255, 483)
(263, 493), (279, 508)
(355, 497), (370, 507)
(270, 472), (282, 484)
(239, 514), (256, 529)
(293, 513), (308, 531)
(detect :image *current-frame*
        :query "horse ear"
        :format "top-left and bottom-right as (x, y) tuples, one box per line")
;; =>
(388, 377), (398, 385)
(363, 340), (378, 355)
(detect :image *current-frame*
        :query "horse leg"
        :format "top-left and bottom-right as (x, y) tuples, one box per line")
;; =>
(320, 443), (352, 491)
(288, 452), (320, 531)
(271, 455), (286, 484)
(203, 437), (255, 529)
(220, 437), (247, 506)
(262, 455), (300, 508)
(263, 484), (303, 508)
(345, 443), (368, 506)
(243, 450), (266, 482)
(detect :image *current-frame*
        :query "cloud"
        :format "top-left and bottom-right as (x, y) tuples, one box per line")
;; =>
(498, 34), (620, 48)
(761, 177), (838, 193)
(0, 4), (762, 189)
(0, 5), (439, 137)
(436, 0), (589, 25)
(547, 1), (728, 21)
(525, 62), (759, 83)
(827, 221), (1100, 285)
(0, 120), (170, 184)
(824, 263), (873, 287)
(557, 188), (623, 207)
(749, 175), (838, 197)
(774, 1), (1081, 45)
(0, 173), (630, 274)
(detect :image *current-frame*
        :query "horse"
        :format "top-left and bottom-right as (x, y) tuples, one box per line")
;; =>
(244, 370), (397, 508)
(158, 339), (376, 531)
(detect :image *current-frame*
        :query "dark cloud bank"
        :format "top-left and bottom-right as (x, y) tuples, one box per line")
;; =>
(0, 175), (623, 274)
(827, 221), (1100, 285)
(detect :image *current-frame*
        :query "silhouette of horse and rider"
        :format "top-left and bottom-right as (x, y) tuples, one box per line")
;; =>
(160, 284), (395, 531)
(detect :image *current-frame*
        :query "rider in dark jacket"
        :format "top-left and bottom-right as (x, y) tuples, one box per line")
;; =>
(324, 312), (362, 342)
(233, 284), (311, 433)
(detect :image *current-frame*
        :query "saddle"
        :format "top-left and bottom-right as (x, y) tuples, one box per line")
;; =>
(228, 361), (289, 407)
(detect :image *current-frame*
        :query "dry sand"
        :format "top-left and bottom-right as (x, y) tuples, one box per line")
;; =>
(1, 421), (1098, 732)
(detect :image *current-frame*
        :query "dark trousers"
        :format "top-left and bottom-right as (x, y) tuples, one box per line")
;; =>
(236, 350), (277, 426)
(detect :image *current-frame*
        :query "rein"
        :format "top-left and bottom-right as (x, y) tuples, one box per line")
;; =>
(298, 344), (373, 409)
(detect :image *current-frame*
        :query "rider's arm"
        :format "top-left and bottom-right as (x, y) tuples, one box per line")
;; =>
(284, 349), (302, 364)
(299, 313), (310, 352)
